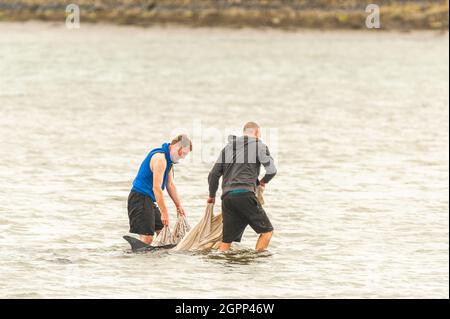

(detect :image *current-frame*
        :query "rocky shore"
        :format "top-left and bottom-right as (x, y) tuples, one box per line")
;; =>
(0, 0), (448, 30)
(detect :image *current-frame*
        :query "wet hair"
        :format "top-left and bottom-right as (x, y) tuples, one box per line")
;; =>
(170, 134), (192, 151)
(243, 121), (260, 134)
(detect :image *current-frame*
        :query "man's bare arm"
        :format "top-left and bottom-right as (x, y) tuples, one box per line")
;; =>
(150, 153), (169, 225)
(166, 168), (185, 216)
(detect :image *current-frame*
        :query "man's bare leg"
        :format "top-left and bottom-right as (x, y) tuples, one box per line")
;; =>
(255, 231), (273, 252)
(139, 230), (161, 245)
(219, 242), (232, 251)
(139, 235), (153, 245)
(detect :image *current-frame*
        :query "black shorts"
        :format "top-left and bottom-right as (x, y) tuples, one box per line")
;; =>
(221, 191), (274, 243)
(127, 190), (163, 236)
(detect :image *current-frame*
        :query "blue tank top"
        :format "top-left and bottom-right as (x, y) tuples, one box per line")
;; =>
(131, 143), (173, 202)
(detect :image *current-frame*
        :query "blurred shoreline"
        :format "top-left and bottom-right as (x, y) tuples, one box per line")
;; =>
(0, 0), (448, 30)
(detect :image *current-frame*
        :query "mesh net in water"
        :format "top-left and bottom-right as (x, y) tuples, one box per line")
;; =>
(171, 186), (265, 251)
(151, 214), (191, 247)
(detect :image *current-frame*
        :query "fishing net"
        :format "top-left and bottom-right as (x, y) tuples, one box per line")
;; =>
(172, 214), (191, 243)
(150, 186), (265, 250)
(151, 214), (191, 247)
(172, 186), (265, 251)
(171, 203), (222, 251)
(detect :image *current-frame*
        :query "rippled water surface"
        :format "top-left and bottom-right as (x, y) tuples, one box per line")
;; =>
(0, 22), (448, 298)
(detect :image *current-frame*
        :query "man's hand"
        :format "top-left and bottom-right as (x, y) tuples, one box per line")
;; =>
(161, 211), (170, 226)
(176, 205), (186, 217)
(207, 197), (215, 204)
(259, 180), (266, 188)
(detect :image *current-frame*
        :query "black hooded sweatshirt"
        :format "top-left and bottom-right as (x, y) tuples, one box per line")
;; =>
(208, 135), (277, 198)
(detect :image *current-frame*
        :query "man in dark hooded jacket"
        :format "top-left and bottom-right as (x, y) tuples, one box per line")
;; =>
(207, 122), (277, 251)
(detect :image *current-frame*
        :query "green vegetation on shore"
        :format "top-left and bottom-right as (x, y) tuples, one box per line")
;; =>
(0, 0), (448, 30)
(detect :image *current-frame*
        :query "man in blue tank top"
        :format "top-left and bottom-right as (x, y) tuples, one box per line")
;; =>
(128, 134), (192, 245)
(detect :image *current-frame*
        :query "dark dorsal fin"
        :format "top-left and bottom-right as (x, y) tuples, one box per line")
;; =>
(123, 235), (152, 251)
(123, 235), (176, 252)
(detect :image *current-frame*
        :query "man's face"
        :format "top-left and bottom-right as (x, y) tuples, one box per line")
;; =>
(170, 145), (190, 163)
